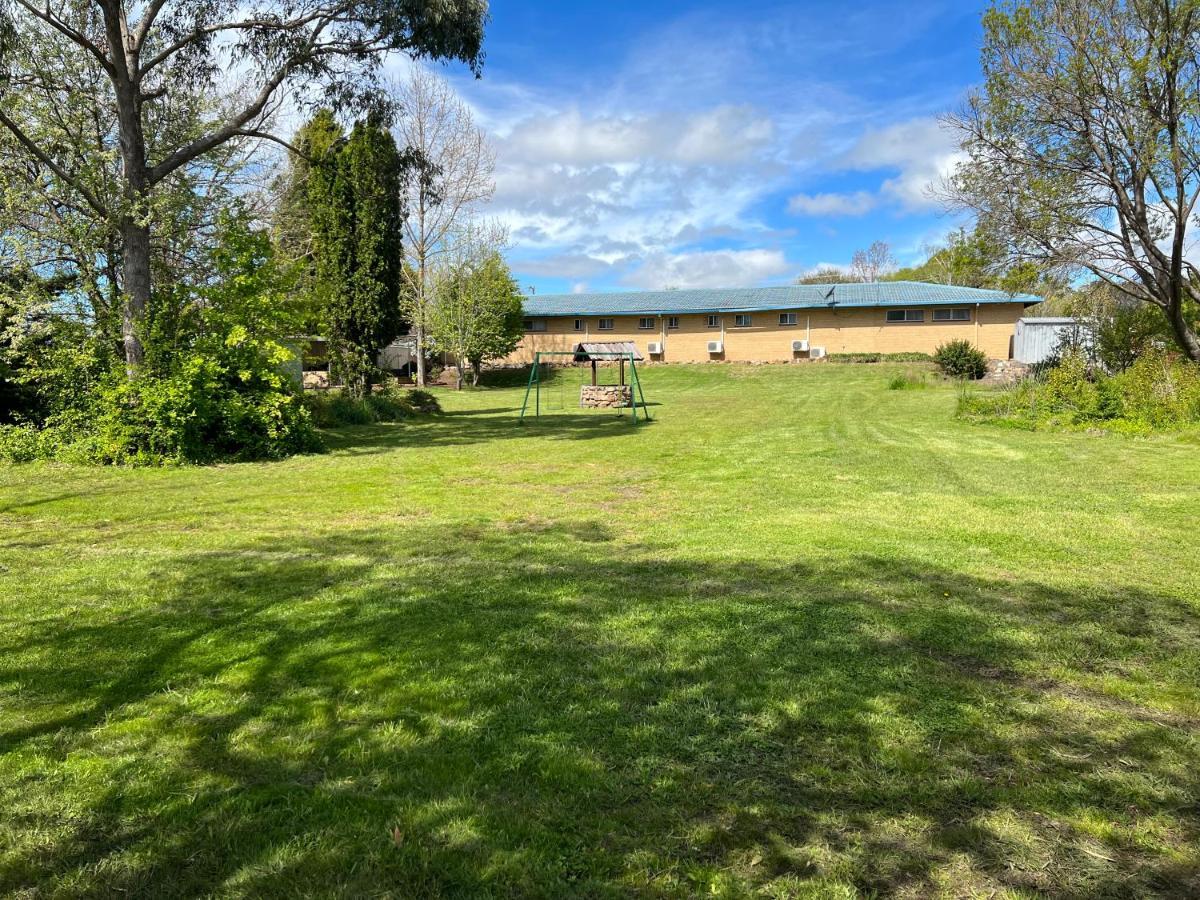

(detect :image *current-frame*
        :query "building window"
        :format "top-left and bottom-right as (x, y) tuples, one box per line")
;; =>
(667, 316), (680, 330)
(598, 318), (615, 331)
(706, 315), (721, 329)
(734, 314), (752, 328)
(523, 318), (547, 332)
(885, 309), (924, 323)
(778, 312), (798, 326)
(933, 307), (971, 322)
(638, 316), (655, 330)
(573, 318), (584, 331)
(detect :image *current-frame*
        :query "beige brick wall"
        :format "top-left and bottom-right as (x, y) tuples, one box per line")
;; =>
(505, 304), (1024, 364)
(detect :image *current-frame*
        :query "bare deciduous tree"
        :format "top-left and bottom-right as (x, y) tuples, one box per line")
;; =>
(850, 241), (896, 283)
(391, 66), (494, 386)
(0, 1), (486, 376)
(945, 0), (1200, 362)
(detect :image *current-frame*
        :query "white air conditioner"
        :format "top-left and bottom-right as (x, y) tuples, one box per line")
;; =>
(809, 346), (826, 359)
(706, 340), (723, 354)
(791, 339), (809, 352)
(647, 341), (663, 354)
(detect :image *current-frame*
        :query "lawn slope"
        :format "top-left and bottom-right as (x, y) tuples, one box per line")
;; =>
(2, 364), (1198, 897)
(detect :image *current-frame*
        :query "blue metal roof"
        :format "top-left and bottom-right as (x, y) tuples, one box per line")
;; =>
(523, 282), (1041, 317)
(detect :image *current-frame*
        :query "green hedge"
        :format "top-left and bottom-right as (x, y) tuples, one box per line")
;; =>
(826, 352), (934, 363)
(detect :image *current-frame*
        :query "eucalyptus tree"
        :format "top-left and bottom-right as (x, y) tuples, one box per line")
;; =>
(0, 19), (257, 360)
(0, 0), (486, 375)
(948, 0), (1200, 362)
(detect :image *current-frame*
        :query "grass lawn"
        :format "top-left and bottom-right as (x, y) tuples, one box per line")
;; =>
(2, 363), (1199, 898)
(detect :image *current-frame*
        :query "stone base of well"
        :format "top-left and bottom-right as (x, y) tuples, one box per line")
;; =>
(580, 384), (632, 408)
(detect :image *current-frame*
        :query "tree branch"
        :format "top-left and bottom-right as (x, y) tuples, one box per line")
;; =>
(12, 0), (115, 75)
(0, 110), (108, 217)
(232, 128), (308, 160)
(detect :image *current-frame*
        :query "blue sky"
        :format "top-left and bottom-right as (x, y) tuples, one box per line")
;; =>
(433, 1), (990, 295)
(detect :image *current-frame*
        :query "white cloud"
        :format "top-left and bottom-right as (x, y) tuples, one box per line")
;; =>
(674, 106), (776, 164)
(787, 191), (877, 217)
(803, 261), (853, 275)
(571, 282), (589, 294)
(623, 249), (791, 290)
(841, 117), (962, 211)
(411, 8), (971, 291)
(500, 104), (774, 167)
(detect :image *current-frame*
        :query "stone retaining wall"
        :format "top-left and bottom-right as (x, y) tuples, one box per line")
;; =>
(985, 358), (1032, 385)
(580, 384), (632, 408)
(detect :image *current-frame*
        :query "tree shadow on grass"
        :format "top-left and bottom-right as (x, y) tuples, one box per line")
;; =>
(2, 525), (1198, 897)
(319, 411), (655, 456)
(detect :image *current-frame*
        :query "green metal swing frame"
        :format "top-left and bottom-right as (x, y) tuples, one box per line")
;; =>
(518, 350), (651, 424)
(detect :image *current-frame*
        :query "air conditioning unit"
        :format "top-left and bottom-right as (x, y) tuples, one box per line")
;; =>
(809, 346), (826, 359)
(706, 340), (723, 354)
(791, 339), (809, 352)
(646, 341), (663, 354)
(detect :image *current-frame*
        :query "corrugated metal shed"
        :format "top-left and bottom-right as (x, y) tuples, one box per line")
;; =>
(573, 341), (644, 361)
(1013, 317), (1088, 364)
(523, 281), (1042, 317)
(378, 336), (417, 370)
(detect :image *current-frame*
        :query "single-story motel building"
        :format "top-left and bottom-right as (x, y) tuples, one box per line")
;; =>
(508, 282), (1041, 364)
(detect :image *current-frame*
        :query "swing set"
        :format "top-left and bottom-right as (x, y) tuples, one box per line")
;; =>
(519, 342), (651, 424)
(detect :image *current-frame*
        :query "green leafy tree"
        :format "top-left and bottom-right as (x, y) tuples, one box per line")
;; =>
(0, 0), (486, 376)
(273, 110), (345, 336)
(886, 225), (1062, 297)
(1067, 282), (1173, 371)
(947, 0), (1200, 363)
(306, 117), (406, 398)
(888, 227), (1003, 288)
(428, 223), (522, 389)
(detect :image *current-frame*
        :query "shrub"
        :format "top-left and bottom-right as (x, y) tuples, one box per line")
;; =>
(934, 340), (988, 379)
(304, 384), (441, 428)
(0, 362), (321, 466)
(958, 348), (1200, 433)
(97, 354), (320, 464)
(0, 211), (324, 465)
(1111, 348), (1200, 427)
(0, 423), (61, 462)
(1038, 351), (1100, 419)
(404, 389), (441, 413)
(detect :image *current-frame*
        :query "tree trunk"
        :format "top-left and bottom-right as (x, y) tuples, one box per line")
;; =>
(454, 356), (464, 390)
(120, 218), (151, 375)
(105, 0), (153, 381)
(1165, 300), (1200, 363)
(415, 323), (427, 387)
(470, 358), (481, 386)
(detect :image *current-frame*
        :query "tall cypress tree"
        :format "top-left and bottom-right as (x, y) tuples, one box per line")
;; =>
(302, 114), (405, 399)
